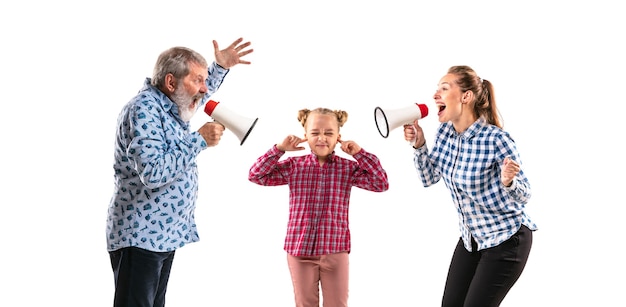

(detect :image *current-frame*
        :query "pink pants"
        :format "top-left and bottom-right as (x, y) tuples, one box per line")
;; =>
(287, 252), (349, 307)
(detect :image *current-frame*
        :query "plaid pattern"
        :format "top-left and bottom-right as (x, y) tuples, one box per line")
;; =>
(414, 117), (537, 251)
(249, 145), (389, 256)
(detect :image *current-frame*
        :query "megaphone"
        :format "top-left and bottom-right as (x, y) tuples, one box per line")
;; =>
(374, 103), (429, 138)
(204, 100), (259, 145)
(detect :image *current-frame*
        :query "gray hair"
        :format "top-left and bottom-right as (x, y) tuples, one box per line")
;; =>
(151, 47), (208, 88)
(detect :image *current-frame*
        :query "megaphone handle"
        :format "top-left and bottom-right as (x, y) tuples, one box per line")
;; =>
(212, 120), (225, 129)
(407, 124), (417, 147)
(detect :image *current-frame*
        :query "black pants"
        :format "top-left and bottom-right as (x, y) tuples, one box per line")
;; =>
(109, 247), (176, 307)
(441, 225), (533, 307)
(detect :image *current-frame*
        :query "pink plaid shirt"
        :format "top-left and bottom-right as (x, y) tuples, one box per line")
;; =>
(249, 145), (389, 256)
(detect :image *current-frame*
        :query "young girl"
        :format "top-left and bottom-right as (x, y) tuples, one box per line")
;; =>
(403, 65), (537, 306)
(249, 107), (389, 307)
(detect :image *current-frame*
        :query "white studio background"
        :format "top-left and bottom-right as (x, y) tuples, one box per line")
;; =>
(1, 0), (623, 306)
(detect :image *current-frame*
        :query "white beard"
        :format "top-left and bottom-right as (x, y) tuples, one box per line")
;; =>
(178, 104), (196, 122)
(171, 87), (199, 122)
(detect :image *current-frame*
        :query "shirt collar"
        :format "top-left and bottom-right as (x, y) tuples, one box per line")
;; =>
(140, 78), (172, 110)
(463, 117), (487, 139)
(141, 78), (190, 128)
(306, 150), (337, 164)
(446, 117), (487, 140)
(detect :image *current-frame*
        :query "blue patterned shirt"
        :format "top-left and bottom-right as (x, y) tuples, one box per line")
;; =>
(106, 62), (229, 252)
(413, 117), (537, 251)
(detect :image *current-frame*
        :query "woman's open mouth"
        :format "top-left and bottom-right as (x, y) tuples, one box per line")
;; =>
(437, 104), (446, 115)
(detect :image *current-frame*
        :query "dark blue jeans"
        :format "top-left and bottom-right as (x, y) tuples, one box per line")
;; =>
(109, 247), (176, 307)
(441, 225), (533, 307)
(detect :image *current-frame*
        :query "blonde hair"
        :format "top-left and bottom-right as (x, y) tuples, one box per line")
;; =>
(297, 108), (348, 129)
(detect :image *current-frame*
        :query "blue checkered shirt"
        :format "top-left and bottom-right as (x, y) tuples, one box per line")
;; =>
(413, 117), (537, 251)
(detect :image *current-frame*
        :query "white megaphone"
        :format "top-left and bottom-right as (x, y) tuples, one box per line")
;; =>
(204, 100), (258, 145)
(374, 103), (429, 138)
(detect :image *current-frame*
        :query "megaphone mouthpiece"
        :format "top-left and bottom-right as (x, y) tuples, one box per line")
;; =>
(374, 103), (429, 138)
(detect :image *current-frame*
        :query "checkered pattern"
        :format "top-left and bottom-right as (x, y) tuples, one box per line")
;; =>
(249, 145), (389, 256)
(414, 117), (537, 251)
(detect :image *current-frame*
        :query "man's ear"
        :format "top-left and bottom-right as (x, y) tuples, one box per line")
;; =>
(165, 74), (176, 93)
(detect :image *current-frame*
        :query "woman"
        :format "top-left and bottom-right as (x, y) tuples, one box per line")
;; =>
(404, 65), (537, 306)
